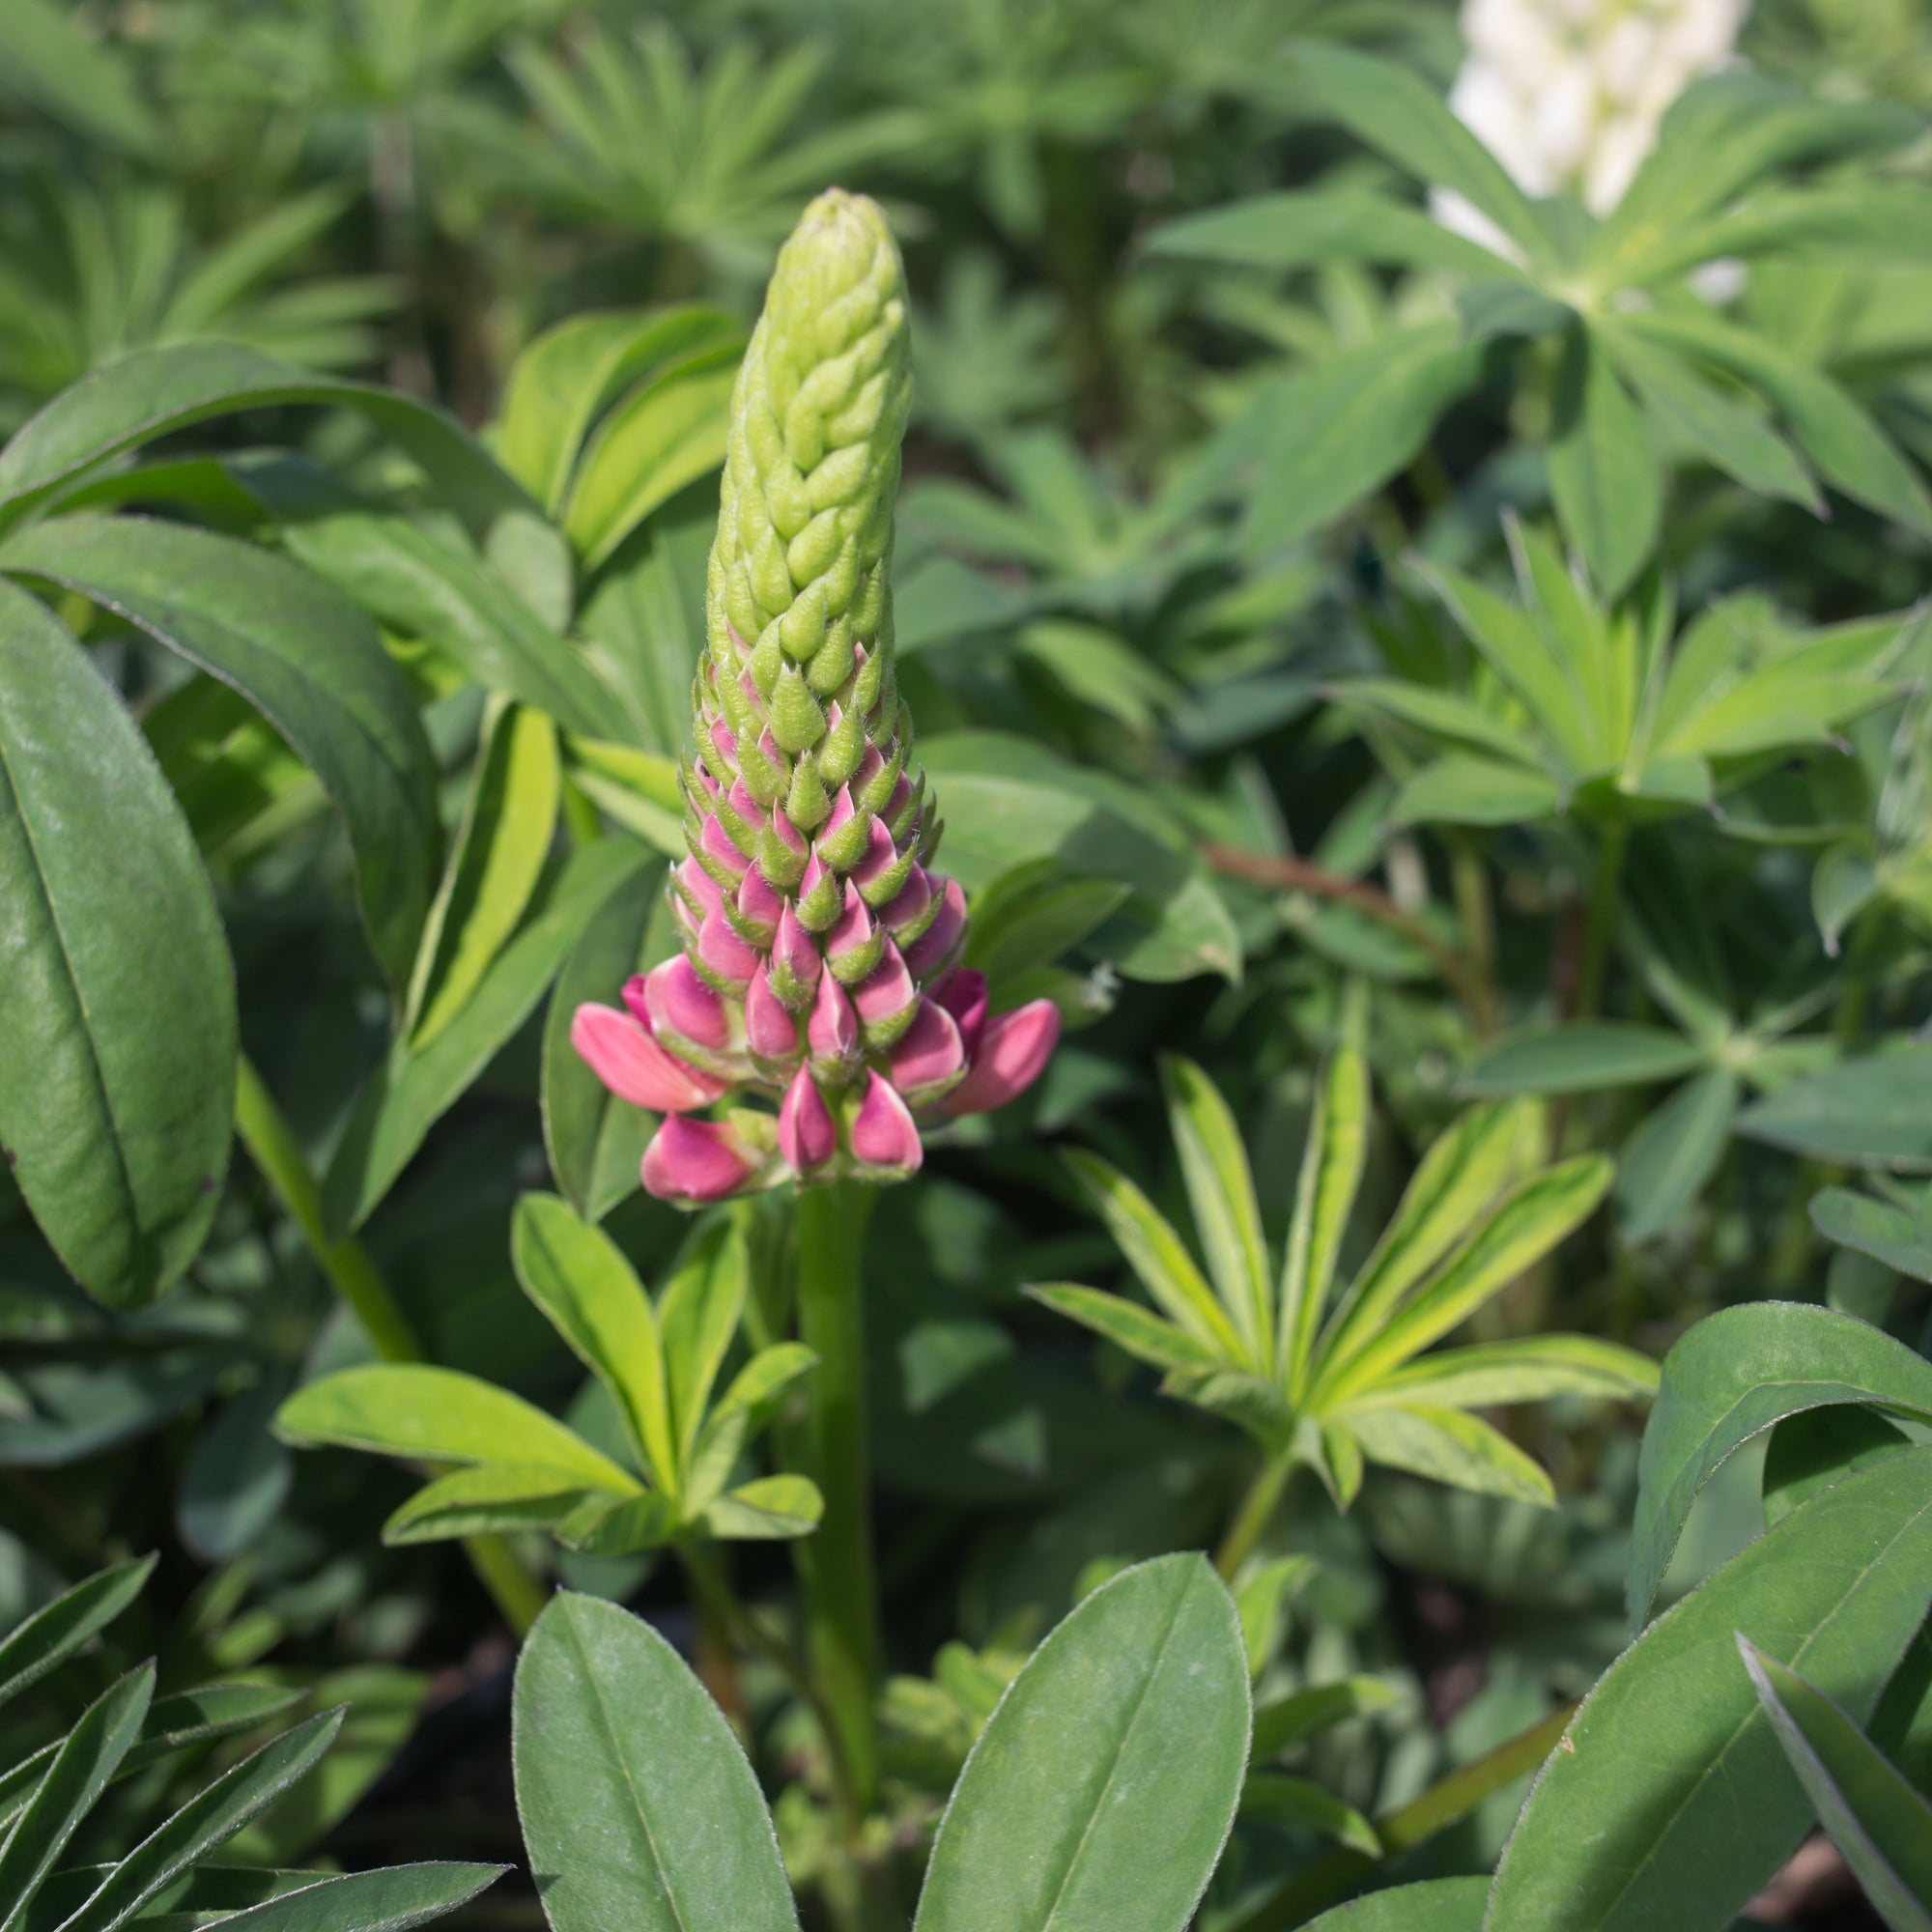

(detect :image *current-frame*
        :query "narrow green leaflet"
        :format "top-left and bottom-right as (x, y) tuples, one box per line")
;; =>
(0, 582), (236, 1308)
(275, 1365), (639, 1496)
(1024, 1285), (1221, 1374)
(1294, 1878), (1488, 1932)
(1490, 1449), (1932, 1932)
(1810, 1187), (1932, 1285)
(1144, 190), (1516, 278)
(1547, 325), (1662, 599)
(406, 703), (560, 1048)
(1251, 1678), (1400, 1760)
(1346, 1406), (1554, 1506)
(1616, 1068), (1739, 1242)
(0, 0), (161, 158)
(1281, 1046), (1369, 1394)
(1741, 1639), (1932, 1932)
(165, 1865), (504, 1932)
(322, 838), (649, 1235)
(0, 1557), (152, 1710)
(0, 515), (440, 984)
(1241, 1775), (1380, 1856)
(914, 1555), (1249, 1932)
(1628, 1301), (1932, 1626)
(1161, 1057), (1271, 1367)
(1461, 1025), (1708, 1096)
(513, 1593), (799, 1932)
(1739, 1045), (1932, 1170)
(382, 1465), (592, 1546)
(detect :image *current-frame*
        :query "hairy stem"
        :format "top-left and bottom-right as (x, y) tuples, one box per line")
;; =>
(1215, 1450), (1294, 1580)
(792, 1180), (882, 1830)
(233, 1055), (545, 1637)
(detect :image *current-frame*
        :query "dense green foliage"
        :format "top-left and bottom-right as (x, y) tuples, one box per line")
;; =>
(3, 1), (1932, 1929)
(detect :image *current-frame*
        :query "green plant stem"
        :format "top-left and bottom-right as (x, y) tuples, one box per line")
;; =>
(791, 1180), (882, 1831)
(1573, 818), (1629, 1023)
(1228, 1700), (1579, 1932)
(233, 1054), (544, 1638)
(1449, 836), (1500, 1037)
(1215, 1450), (1294, 1580)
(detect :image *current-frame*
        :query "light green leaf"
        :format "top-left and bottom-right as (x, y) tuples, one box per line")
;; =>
(166, 1865), (503, 1932)
(1294, 1878), (1488, 1932)
(1240, 1774), (1381, 1856)
(1739, 1045), (1932, 1171)
(512, 1592), (798, 1932)
(1627, 1301), (1932, 1627)
(1388, 756), (1564, 829)
(1360, 1335), (1659, 1409)
(0, 582), (235, 1309)
(275, 1365), (639, 1496)
(1281, 1047), (1370, 1398)
(1810, 1187), (1932, 1286)
(1161, 1058), (1271, 1370)
(657, 1222), (749, 1471)
(1251, 1677), (1401, 1760)
(1461, 1024), (1707, 1096)
(382, 1465), (592, 1546)
(0, 1557), (152, 1712)
(1548, 324), (1662, 599)
(0, 0), (161, 158)
(1234, 1555), (1317, 1677)
(1345, 1406), (1554, 1506)
(1145, 190), (1520, 278)
(700, 1476), (823, 1540)
(511, 1192), (676, 1492)
(1025, 1285), (1221, 1374)
(1617, 1067), (1739, 1241)
(1490, 1449), (1932, 1932)
(1740, 1638), (1932, 1932)
(914, 1555), (1249, 1932)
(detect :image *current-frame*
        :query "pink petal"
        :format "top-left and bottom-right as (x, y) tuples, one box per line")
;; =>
(849, 1071), (923, 1177)
(850, 818), (899, 894)
(644, 954), (731, 1051)
(700, 812), (749, 879)
(821, 784), (858, 840)
(571, 1004), (728, 1113)
(888, 997), (966, 1104)
(778, 1065), (838, 1174)
(768, 803), (808, 864)
(936, 968), (988, 1060)
(676, 857), (725, 920)
(826, 881), (876, 964)
(808, 971), (858, 1060)
(943, 998), (1062, 1118)
(697, 907), (759, 986)
(709, 719), (738, 766)
(773, 902), (823, 995)
(853, 942), (915, 1027)
(851, 742), (886, 795)
(746, 963), (801, 1060)
(903, 874), (966, 980)
(728, 778), (761, 823)
(880, 865), (931, 933)
(737, 868), (783, 939)
(642, 1116), (760, 1205)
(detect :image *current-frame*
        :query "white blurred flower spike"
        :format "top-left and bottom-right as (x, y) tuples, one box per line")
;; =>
(1437, 0), (1752, 254)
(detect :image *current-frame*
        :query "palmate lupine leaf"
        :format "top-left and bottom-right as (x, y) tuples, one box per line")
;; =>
(278, 1196), (819, 1556)
(1032, 1055), (1650, 1513)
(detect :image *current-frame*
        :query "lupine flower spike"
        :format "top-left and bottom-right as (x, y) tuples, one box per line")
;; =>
(572, 189), (1061, 1204)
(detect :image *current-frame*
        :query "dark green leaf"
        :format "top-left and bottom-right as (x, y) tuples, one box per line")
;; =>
(1548, 325), (1661, 598)
(1615, 1068), (1739, 1241)
(1739, 1045), (1932, 1170)
(0, 1557), (153, 1712)
(1462, 1025), (1707, 1097)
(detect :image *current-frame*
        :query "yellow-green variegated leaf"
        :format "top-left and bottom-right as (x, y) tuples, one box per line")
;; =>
(1027, 1284), (1222, 1374)
(1350, 1336), (1658, 1409)
(657, 1220), (748, 1473)
(555, 1492), (682, 1555)
(1318, 1155), (1611, 1402)
(1345, 1405), (1554, 1506)
(1164, 1366), (1294, 1445)
(1062, 1149), (1245, 1360)
(1160, 1057), (1273, 1368)
(701, 1475), (823, 1540)
(1318, 1423), (1365, 1510)
(684, 1344), (817, 1511)
(383, 1464), (595, 1545)
(1280, 1046), (1371, 1399)
(1319, 1100), (1526, 1365)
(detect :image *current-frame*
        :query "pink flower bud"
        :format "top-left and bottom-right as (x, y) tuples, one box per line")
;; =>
(676, 857), (725, 922)
(850, 819), (899, 895)
(571, 1004), (730, 1113)
(772, 902), (823, 1000)
(936, 967), (988, 1059)
(826, 882), (876, 965)
(728, 778), (761, 824)
(697, 907), (759, 986)
(880, 865), (931, 933)
(779, 1065), (838, 1175)
(903, 874), (967, 980)
(746, 963), (802, 1061)
(943, 998), (1062, 1118)
(849, 1070), (923, 1177)
(709, 719), (738, 766)
(736, 868), (783, 944)
(888, 997), (966, 1106)
(853, 942), (916, 1029)
(821, 784), (858, 841)
(642, 1115), (761, 1205)
(644, 953), (731, 1051)
(700, 812), (750, 879)
(808, 971), (858, 1061)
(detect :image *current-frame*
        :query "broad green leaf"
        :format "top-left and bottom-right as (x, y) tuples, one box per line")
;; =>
(0, 343), (531, 543)
(1739, 1044), (1932, 1170)
(964, 866), (1130, 992)
(382, 1465), (592, 1546)
(1810, 1187), (1932, 1285)
(1345, 1405), (1554, 1506)
(1461, 1024), (1707, 1096)
(0, 582), (236, 1308)
(1161, 1058), (1271, 1369)
(511, 1193), (676, 1492)
(1388, 756), (1564, 829)
(1322, 1103), (1526, 1356)
(1490, 1449), (1932, 1932)
(166, 1865), (503, 1932)
(914, 1554), (1249, 1932)
(275, 1365), (639, 1496)
(513, 1592), (798, 1932)
(1627, 1302), (1932, 1626)
(498, 307), (741, 514)
(1763, 1406), (1915, 1528)
(1240, 1774), (1380, 1856)
(2, 515), (439, 984)
(1360, 1336), (1659, 1408)
(0, 1664), (153, 1932)
(1295, 1878), (1488, 1932)
(657, 1222), (747, 1471)
(1321, 1157), (1612, 1399)
(56, 1710), (344, 1932)
(322, 838), (649, 1235)
(1025, 1285), (1221, 1374)
(700, 1476), (823, 1540)
(1548, 325), (1662, 598)
(1252, 1677), (1401, 1760)
(1616, 1067), (1739, 1241)
(1742, 1639), (1932, 1932)
(407, 703), (560, 1047)
(1241, 326), (1485, 555)
(0, 0), (161, 158)
(1061, 1150), (1244, 1360)
(541, 882), (668, 1221)
(1600, 324), (1821, 513)
(0, 1557), (152, 1711)
(1281, 1047), (1370, 1397)
(564, 355), (739, 569)
(1286, 42), (1548, 265)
